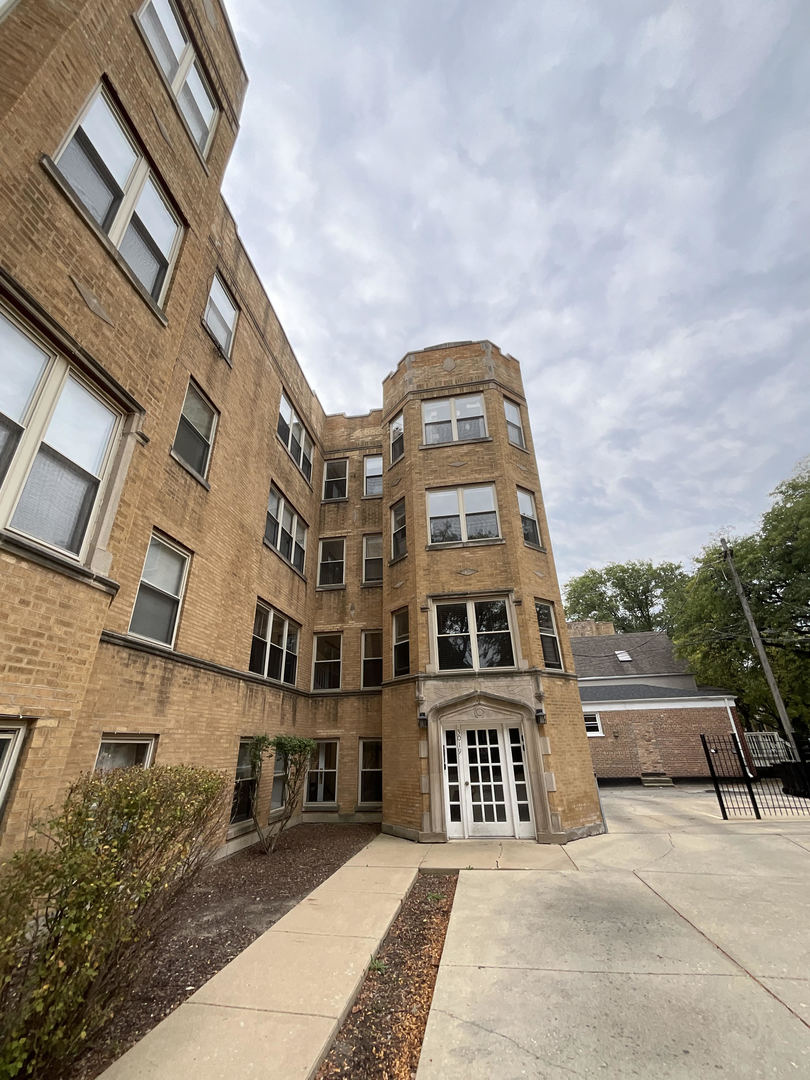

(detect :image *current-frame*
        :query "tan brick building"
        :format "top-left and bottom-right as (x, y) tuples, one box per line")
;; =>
(0, 0), (603, 857)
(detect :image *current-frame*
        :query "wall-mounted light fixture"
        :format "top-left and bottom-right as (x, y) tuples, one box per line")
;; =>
(535, 708), (546, 724)
(418, 712), (428, 729)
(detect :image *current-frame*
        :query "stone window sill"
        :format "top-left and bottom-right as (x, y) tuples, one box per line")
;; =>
(261, 537), (307, 582)
(169, 449), (211, 490)
(427, 538), (505, 551)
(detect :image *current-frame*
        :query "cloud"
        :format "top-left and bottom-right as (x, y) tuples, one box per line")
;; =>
(223, 0), (810, 585)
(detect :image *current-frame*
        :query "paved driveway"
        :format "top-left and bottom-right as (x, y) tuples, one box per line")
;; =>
(418, 784), (810, 1079)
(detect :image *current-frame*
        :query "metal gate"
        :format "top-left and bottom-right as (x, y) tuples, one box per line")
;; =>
(701, 733), (810, 819)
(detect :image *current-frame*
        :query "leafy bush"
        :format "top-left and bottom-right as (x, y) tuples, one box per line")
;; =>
(0, 764), (228, 1079)
(248, 734), (316, 854)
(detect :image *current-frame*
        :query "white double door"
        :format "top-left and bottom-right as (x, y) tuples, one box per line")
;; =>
(443, 723), (534, 839)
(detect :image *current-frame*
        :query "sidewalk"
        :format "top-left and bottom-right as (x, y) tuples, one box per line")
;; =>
(100, 832), (568, 1079)
(418, 787), (810, 1079)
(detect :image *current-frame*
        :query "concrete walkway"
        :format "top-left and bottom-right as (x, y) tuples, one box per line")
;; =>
(418, 785), (810, 1079)
(100, 832), (564, 1079)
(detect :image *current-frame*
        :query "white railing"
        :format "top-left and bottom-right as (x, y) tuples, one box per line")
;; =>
(744, 731), (800, 767)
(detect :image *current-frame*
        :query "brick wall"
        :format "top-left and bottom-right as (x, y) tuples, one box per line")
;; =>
(587, 706), (738, 778)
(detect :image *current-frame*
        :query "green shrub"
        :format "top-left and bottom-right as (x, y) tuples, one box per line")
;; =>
(0, 764), (228, 1080)
(248, 734), (316, 854)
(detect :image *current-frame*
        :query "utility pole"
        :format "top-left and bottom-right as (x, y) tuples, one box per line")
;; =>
(720, 538), (801, 761)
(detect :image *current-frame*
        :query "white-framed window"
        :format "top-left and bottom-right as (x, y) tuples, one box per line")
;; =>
(203, 274), (238, 356)
(364, 454), (383, 496)
(391, 499), (407, 560)
(393, 608), (410, 677)
(517, 488), (541, 547)
(322, 458), (348, 501)
(362, 630), (383, 688)
(276, 392), (314, 482)
(271, 749), (286, 810)
(94, 734), (157, 771)
(584, 713), (604, 737)
(306, 739), (338, 804)
(427, 485), (500, 544)
(422, 394), (486, 444)
(230, 736), (256, 825)
(249, 601), (299, 686)
(0, 309), (121, 558)
(358, 738), (382, 805)
(129, 532), (189, 647)
(265, 485), (307, 573)
(535, 600), (563, 670)
(0, 721), (27, 819)
(55, 87), (181, 304)
(318, 537), (345, 587)
(137, 0), (218, 155)
(434, 597), (515, 671)
(172, 380), (217, 479)
(313, 633), (341, 690)
(504, 399), (525, 448)
(363, 534), (383, 584)
(390, 412), (404, 463)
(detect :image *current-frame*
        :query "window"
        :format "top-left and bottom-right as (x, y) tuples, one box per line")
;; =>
(517, 489), (541, 547)
(359, 739), (382, 804)
(390, 412), (404, 463)
(535, 601), (563, 670)
(129, 532), (189, 646)
(276, 393), (313, 481)
(393, 609), (410, 677)
(172, 380), (217, 479)
(427, 485), (499, 544)
(313, 633), (341, 690)
(362, 630), (383, 688)
(0, 310), (120, 556)
(504, 399), (525, 448)
(584, 713), (604, 737)
(203, 274), (238, 356)
(271, 749), (286, 810)
(323, 458), (347, 501)
(363, 534), (383, 584)
(391, 499), (407, 559)
(0, 721), (27, 819)
(422, 394), (486, 444)
(306, 740), (338, 804)
(137, 0), (218, 154)
(249, 602), (299, 686)
(265, 485), (307, 573)
(364, 455), (383, 496)
(230, 737), (255, 825)
(94, 734), (156, 771)
(318, 537), (345, 587)
(435, 598), (515, 671)
(55, 88), (181, 303)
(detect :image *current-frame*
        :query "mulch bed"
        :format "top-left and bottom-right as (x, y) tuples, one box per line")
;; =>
(72, 822), (379, 1080)
(316, 872), (457, 1080)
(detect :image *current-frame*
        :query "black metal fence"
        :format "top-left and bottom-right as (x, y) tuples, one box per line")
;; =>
(701, 733), (810, 819)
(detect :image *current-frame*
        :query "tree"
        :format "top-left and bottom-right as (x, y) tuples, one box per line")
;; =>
(670, 461), (810, 740)
(563, 560), (688, 633)
(248, 734), (316, 854)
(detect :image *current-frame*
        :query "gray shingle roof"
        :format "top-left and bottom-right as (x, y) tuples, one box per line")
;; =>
(570, 631), (690, 679)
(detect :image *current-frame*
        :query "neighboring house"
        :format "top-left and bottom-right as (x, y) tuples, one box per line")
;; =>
(0, 0), (604, 855)
(567, 622), (740, 783)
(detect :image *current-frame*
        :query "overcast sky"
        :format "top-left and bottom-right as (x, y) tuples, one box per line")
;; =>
(222, 0), (809, 586)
